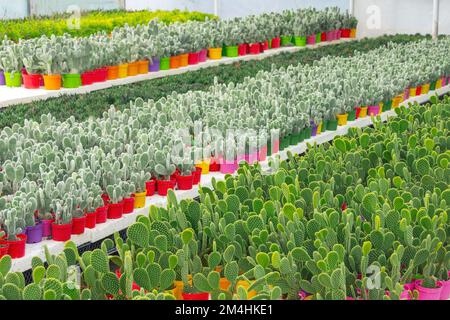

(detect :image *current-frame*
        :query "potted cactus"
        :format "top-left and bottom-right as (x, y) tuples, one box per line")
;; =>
(0, 207), (27, 258)
(20, 43), (44, 89)
(154, 151), (176, 196)
(106, 184), (124, 219)
(37, 37), (64, 90)
(131, 171), (150, 209)
(174, 157), (195, 191)
(51, 198), (73, 242)
(0, 43), (23, 87)
(85, 192), (103, 229)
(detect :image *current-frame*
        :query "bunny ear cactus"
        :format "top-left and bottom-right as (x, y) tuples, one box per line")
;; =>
(154, 150), (176, 180)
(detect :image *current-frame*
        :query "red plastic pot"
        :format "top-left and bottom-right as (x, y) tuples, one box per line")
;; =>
(249, 43), (261, 55)
(238, 43), (248, 56)
(321, 32), (327, 42)
(146, 180), (156, 196)
(101, 193), (110, 206)
(52, 223), (72, 242)
(188, 52), (199, 65)
(85, 211), (97, 229)
(23, 73), (41, 89)
(71, 215), (86, 235)
(176, 174), (194, 190)
(157, 179), (176, 196)
(271, 37), (281, 49)
(0, 243), (9, 258)
(182, 292), (209, 300)
(93, 68), (108, 82)
(108, 201), (124, 219)
(341, 29), (351, 38)
(209, 161), (221, 172)
(81, 71), (95, 86)
(96, 206), (108, 224)
(416, 86), (422, 96)
(355, 107), (362, 119)
(123, 197), (135, 214)
(1, 234), (27, 258)
(193, 167), (202, 185)
(261, 40), (269, 51)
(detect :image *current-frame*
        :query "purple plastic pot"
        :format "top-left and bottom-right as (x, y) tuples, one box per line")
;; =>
(311, 124), (319, 136)
(41, 219), (54, 238)
(0, 70), (5, 86)
(25, 223), (43, 244)
(403, 87), (410, 100)
(198, 49), (208, 62)
(368, 105), (380, 116)
(220, 162), (238, 174)
(149, 57), (160, 72)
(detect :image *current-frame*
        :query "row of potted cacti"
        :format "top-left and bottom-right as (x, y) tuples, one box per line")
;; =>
(0, 38), (449, 258)
(0, 95), (448, 300)
(0, 7), (357, 90)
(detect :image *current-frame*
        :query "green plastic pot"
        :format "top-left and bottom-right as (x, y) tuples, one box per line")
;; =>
(5, 72), (22, 87)
(280, 135), (290, 150)
(160, 57), (170, 70)
(293, 36), (306, 47)
(348, 109), (357, 121)
(322, 120), (328, 133)
(316, 33), (322, 44)
(430, 81), (436, 91)
(383, 100), (392, 111)
(304, 127), (312, 139)
(298, 130), (305, 143)
(280, 35), (292, 46)
(62, 73), (81, 88)
(225, 46), (239, 58)
(327, 120), (338, 131)
(267, 141), (272, 156)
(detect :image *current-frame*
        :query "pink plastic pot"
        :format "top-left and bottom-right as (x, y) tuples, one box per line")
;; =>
(198, 49), (208, 62)
(368, 105), (380, 116)
(220, 162), (238, 174)
(245, 152), (258, 164)
(326, 31), (334, 41)
(41, 219), (54, 238)
(258, 145), (267, 161)
(403, 88), (410, 100)
(306, 35), (316, 45)
(272, 139), (280, 154)
(123, 197), (135, 214)
(416, 280), (443, 300)
(439, 279), (450, 300)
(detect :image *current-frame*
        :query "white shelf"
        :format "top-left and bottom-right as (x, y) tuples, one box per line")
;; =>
(0, 39), (354, 109)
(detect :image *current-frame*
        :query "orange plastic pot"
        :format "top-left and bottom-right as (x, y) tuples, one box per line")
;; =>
(137, 60), (149, 74)
(236, 280), (256, 299)
(350, 28), (357, 38)
(179, 53), (189, 67)
(359, 106), (368, 118)
(208, 48), (222, 60)
(43, 74), (62, 90)
(170, 55), (181, 69)
(220, 278), (231, 291)
(107, 66), (119, 80)
(128, 62), (139, 76)
(118, 64), (128, 78)
(392, 95), (403, 108)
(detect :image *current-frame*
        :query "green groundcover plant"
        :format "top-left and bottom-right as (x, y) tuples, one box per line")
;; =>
(0, 95), (448, 300)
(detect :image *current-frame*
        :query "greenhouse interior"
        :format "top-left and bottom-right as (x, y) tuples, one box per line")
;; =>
(0, 0), (449, 305)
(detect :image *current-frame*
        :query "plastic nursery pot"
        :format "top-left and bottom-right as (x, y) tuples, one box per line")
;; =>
(415, 85), (422, 96)
(416, 280), (443, 300)
(137, 60), (149, 74)
(123, 197), (135, 214)
(127, 62), (139, 76)
(258, 145), (268, 161)
(157, 179), (176, 196)
(400, 282), (415, 300)
(108, 201), (124, 219)
(52, 223), (72, 242)
(409, 87), (417, 97)
(149, 57), (161, 72)
(311, 125), (319, 137)
(321, 32), (327, 42)
(146, 180), (156, 196)
(134, 191), (147, 209)
(118, 63), (128, 78)
(347, 109), (357, 121)
(359, 106), (369, 118)
(23, 73), (41, 89)
(182, 292), (209, 300)
(435, 78), (443, 89)
(176, 174), (194, 190)
(382, 100), (393, 112)
(249, 43), (261, 55)
(316, 122), (323, 135)
(85, 211), (97, 229)
(107, 65), (119, 80)
(43, 74), (61, 90)
(96, 206), (108, 224)
(188, 52), (199, 65)
(209, 161), (221, 172)
(271, 37), (281, 49)
(170, 55), (181, 69)
(197, 160), (210, 174)
(41, 219), (54, 238)
(367, 105), (381, 116)
(336, 113), (348, 126)
(403, 87), (410, 100)
(355, 107), (362, 119)
(280, 35), (292, 46)
(238, 43), (248, 56)
(220, 162), (238, 174)
(198, 49), (208, 62)
(0, 70), (5, 85)
(341, 29), (351, 38)
(25, 223), (43, 244)
(62, 73), (81, 88)
(261, 40), (269, 51)
(71, 216), (86, 235)
(208, 47), (222, 60)
(220, 278), (231, 291)
(315, 33), (322, 44)
(179, 53), (189, 67)
(0, 243), (8, 258)
(193, 167), (202, 185)
(421, 83), (430, 94)
(225, 45), (239, 58)
(293, 36), (307, 47)
(5, 72), (22, 87)
(245, 151), (258, 164)
(350, 28), (357, 38)
(392, 95), (403, 108)
(439, 279), (450, 300)
(1, 234), (27, 258)
(81, 71), (95, 86)
(306, 35), (316, 45)
(326, 31), (334, 42)
(327, 119), (338, 131)
(160, 57), (171, 70)
(95, 67), (108, 82)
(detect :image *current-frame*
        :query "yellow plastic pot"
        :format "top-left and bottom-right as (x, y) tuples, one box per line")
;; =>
(196, 159), (211, 175)
(220, 278), (231, 291)
(409, 87), (417, 97)
(118, 63), (128, 78)
(436, 79), (443, 89)
(316, 122), (323, 135)
(128, 62), (139, 76)
(336, 113), (348, 126)
(359, 106), (368, 118)
(134, 191), (147, 209)
(43, 74), (62, 90)
(421, 83), (430, 94)
(179, 53), (189, 67)
(350, 28), (357, 38)
(236, 280), (256, 299)
(208, 47), (222, 60)
(392, 95), (403, 108)
(137, 60), (149, 74)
